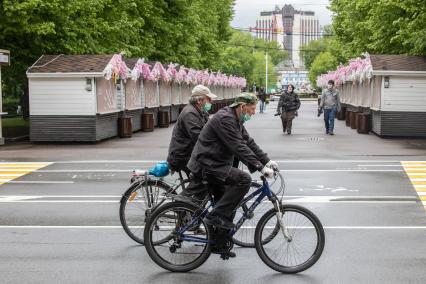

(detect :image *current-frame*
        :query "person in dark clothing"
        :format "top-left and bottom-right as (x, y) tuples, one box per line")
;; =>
(167, 85), (217, 175)
(257, 87), (266, 113)
(276, 84), (300, 134)
(187, 93), (278, 231)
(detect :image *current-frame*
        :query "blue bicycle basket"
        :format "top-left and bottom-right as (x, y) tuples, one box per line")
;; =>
(149, 161), (170, 177)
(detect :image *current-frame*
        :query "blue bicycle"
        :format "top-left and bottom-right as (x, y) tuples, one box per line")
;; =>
(143, 171), (325, 273)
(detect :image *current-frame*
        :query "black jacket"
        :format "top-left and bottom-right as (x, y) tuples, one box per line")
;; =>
(167, 103), (208, 170)
(258, 90), (266, 102)
(187, 106), (270, 181)
(277, 91), (301, 112)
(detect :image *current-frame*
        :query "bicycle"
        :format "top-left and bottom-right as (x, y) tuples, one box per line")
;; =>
(143, 171), (325, 273)
(119, 167), (268, 246)
(119, 169), (189, 244)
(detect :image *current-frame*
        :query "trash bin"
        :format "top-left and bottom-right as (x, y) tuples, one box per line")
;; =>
(350, 111), (359, 129)
(357, 113), (371, 134)
(142, 112), (154, 132)
(345, 110), (351, 127)
(337, 106), (346, 120)
(158, 110), (170, 128)
(118, 116), (133, 138)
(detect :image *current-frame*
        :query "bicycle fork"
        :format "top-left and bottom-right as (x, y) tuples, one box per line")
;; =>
(271, 198), (292, 242)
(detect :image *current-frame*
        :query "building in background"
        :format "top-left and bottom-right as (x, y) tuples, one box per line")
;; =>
(254, 4), (321, 68)
(255, 6), (283, 48)
(279, 68), (311, 91)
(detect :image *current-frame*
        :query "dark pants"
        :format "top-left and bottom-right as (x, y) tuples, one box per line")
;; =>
(324, 108), (337, 133)
(184, 167), (251, 221)
(280, 110), (296, 133)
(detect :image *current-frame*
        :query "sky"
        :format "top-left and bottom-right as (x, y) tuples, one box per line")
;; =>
(231, 0), (332, 29)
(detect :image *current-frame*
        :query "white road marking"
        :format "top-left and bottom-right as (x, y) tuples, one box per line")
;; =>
(0, 195), (419, 203)
(29, 169), (405, 173)
(0, 225), (425, 229)
(2, 181), (74, 184)
(0, 160), (409, 164)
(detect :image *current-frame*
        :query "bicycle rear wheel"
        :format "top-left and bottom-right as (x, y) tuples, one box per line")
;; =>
(119, 179), (173, 244)
(255, 204), (325, 273)
(144, 201), (212, 272)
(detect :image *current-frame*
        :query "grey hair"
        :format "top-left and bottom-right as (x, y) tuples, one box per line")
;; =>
(189, 95), (205, 104)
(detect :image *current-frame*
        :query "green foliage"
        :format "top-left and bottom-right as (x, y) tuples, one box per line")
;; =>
(308, 52), (339, 88)
(329, 0), (426, 56)
(219, 30), (287, 89)
(0, 0), (235, 99)
(300, 25), (352, 70)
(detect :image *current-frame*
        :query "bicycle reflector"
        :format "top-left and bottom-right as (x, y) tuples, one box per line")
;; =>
(149, 161), (170, 177)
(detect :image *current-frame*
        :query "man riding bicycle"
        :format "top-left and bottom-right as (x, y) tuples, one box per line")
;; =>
(187, 93), (278, 231)
(167, 85), (216, 175)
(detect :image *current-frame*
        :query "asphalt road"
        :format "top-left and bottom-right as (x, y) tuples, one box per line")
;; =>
(1, 101), (425, 283)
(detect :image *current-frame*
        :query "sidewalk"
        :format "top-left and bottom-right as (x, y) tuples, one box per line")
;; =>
(0, 101), (425, 162)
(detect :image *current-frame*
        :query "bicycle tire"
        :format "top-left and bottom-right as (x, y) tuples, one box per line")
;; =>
(143, 201), (212, 272)
(254, 204), (325, 273)
(119, 179), (174, 245)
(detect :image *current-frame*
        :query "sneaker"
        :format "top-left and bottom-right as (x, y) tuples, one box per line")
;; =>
(329, 132), (334, 135)
(203, 214), (235, 230)
(326, 130), (329, 134)
(287, 131), (291, 135)
(210, 247), (236, 258)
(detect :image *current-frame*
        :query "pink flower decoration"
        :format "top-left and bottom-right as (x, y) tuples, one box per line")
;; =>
(167, 63), (178, 81)
(151, 62), (170, 82)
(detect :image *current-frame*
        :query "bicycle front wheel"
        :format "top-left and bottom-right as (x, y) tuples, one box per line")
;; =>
(119, 179), (173, 244)
(254, 204), (325, 273)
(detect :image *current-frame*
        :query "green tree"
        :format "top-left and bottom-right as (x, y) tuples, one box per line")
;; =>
(329, 0), (426, 56)
(308, 52), (339, 87)
(0, 0), (235, 101)
(220, 30), (287, 89)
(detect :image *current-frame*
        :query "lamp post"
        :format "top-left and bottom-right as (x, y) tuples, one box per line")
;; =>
(0, 49), (11, 145)
(265, 51), (268, 93)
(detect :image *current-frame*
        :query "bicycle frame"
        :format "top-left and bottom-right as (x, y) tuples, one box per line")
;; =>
(178, 176), (279, 244)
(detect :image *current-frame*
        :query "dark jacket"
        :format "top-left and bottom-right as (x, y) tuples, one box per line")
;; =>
(277, 91), (301, 112)
(258, 89), (266, 102)
(187, 106), (270, 181)
(167, 103), (209, 171)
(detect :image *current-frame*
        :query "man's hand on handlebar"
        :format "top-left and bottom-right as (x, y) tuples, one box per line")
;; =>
(261, 166), (274, 179)
(266, 160), (279, 171)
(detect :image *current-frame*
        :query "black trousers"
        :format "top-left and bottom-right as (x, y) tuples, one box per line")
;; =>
(184, 167), (251, 221)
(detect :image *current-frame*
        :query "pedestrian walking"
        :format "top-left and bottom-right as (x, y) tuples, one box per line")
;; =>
(319, 80), (341, 135)
(276, 84), (300, 135)
(258, 87), (266, 113)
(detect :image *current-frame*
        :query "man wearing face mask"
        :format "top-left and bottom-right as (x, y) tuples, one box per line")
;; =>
(187, 93), (277, 231)
(319, 80), (341, 135)
(167, 85), (216, 175)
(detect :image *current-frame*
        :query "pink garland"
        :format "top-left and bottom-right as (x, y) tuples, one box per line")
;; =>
(141, 63), (154, 81)
(151, 61), (170, 82)
(175, 66), (187, 84)
(166, 63), (178, 82)
(317, 53), (373, 88)
(125, 58), (247, 88)
(103, 53), (129, 81)
(185, 68), (198, 85)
